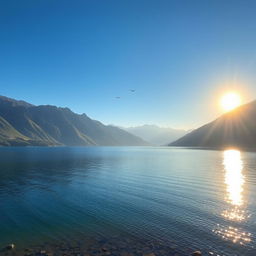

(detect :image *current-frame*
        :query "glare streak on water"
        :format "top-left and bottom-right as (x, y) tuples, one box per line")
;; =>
(0, 147), (256, 255)
(212, 149), (253, 249)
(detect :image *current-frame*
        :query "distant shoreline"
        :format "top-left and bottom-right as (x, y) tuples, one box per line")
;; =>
(168, 146), (256, 153)
(1, 144), (256, 153)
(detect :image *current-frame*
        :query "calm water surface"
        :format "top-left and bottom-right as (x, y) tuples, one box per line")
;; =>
(0, 147), (256, 255)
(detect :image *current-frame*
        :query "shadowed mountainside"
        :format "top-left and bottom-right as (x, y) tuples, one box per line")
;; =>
(169, 100), (256, 149)
(124, 125), (187, 145)
(0, 96), (148, 146)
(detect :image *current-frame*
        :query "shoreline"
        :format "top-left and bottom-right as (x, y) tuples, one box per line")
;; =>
(0, 235), (196, 256)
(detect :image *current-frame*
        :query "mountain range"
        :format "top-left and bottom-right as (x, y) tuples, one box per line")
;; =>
(2, 94), (255, 149)
(124, 125), (187, 145)
(0, 95), (148, 146)
(169, 100), (256, 149)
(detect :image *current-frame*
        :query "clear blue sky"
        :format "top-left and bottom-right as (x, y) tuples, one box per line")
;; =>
(1, 0), (256, 129)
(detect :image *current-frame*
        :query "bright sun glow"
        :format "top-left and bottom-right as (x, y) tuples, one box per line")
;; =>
(221, 92), (241, 112)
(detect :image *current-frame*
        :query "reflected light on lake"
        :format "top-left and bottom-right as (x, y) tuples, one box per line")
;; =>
(213, 225), (251, 245)
(223, 149), (244, 207)
(213, 149), (251, 245)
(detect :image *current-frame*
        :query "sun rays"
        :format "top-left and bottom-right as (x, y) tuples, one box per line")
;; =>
(221, 92), (242, 112)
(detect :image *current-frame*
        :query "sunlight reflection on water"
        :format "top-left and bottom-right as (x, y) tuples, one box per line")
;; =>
(223, 150), (244, 207)
(213, 149), (251, 246)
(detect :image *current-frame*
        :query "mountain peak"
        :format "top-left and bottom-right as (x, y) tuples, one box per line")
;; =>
(0, 95), (34, 108)
(124, 124), (187, 145)
(170, 99), (256, 149)
(0, 95), (148, 146)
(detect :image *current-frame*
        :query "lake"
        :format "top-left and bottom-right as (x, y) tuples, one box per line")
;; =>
(0, 147), (256, 255)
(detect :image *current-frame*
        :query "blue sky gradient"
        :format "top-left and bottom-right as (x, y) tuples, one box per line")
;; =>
(1, 0), (256, 128)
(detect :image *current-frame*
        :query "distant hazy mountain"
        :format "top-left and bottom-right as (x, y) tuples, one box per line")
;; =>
(124, 125), (187, 145)
(170, 100), (256, 149)
(0, 95), (148, 146)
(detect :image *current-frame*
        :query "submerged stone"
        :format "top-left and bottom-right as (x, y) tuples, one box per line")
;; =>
(143, 253), (155, 256)
(6, 244), (15, 250)
(192, 251), (202, 256)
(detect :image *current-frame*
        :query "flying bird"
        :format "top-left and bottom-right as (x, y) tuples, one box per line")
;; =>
(115, 96), (121, 99)
(130, 89), (135, 92)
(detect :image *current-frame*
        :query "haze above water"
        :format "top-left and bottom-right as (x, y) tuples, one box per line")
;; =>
(0, 147), (256, 255)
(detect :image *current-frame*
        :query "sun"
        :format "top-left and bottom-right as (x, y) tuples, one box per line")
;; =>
(220, 92), (242, 112)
